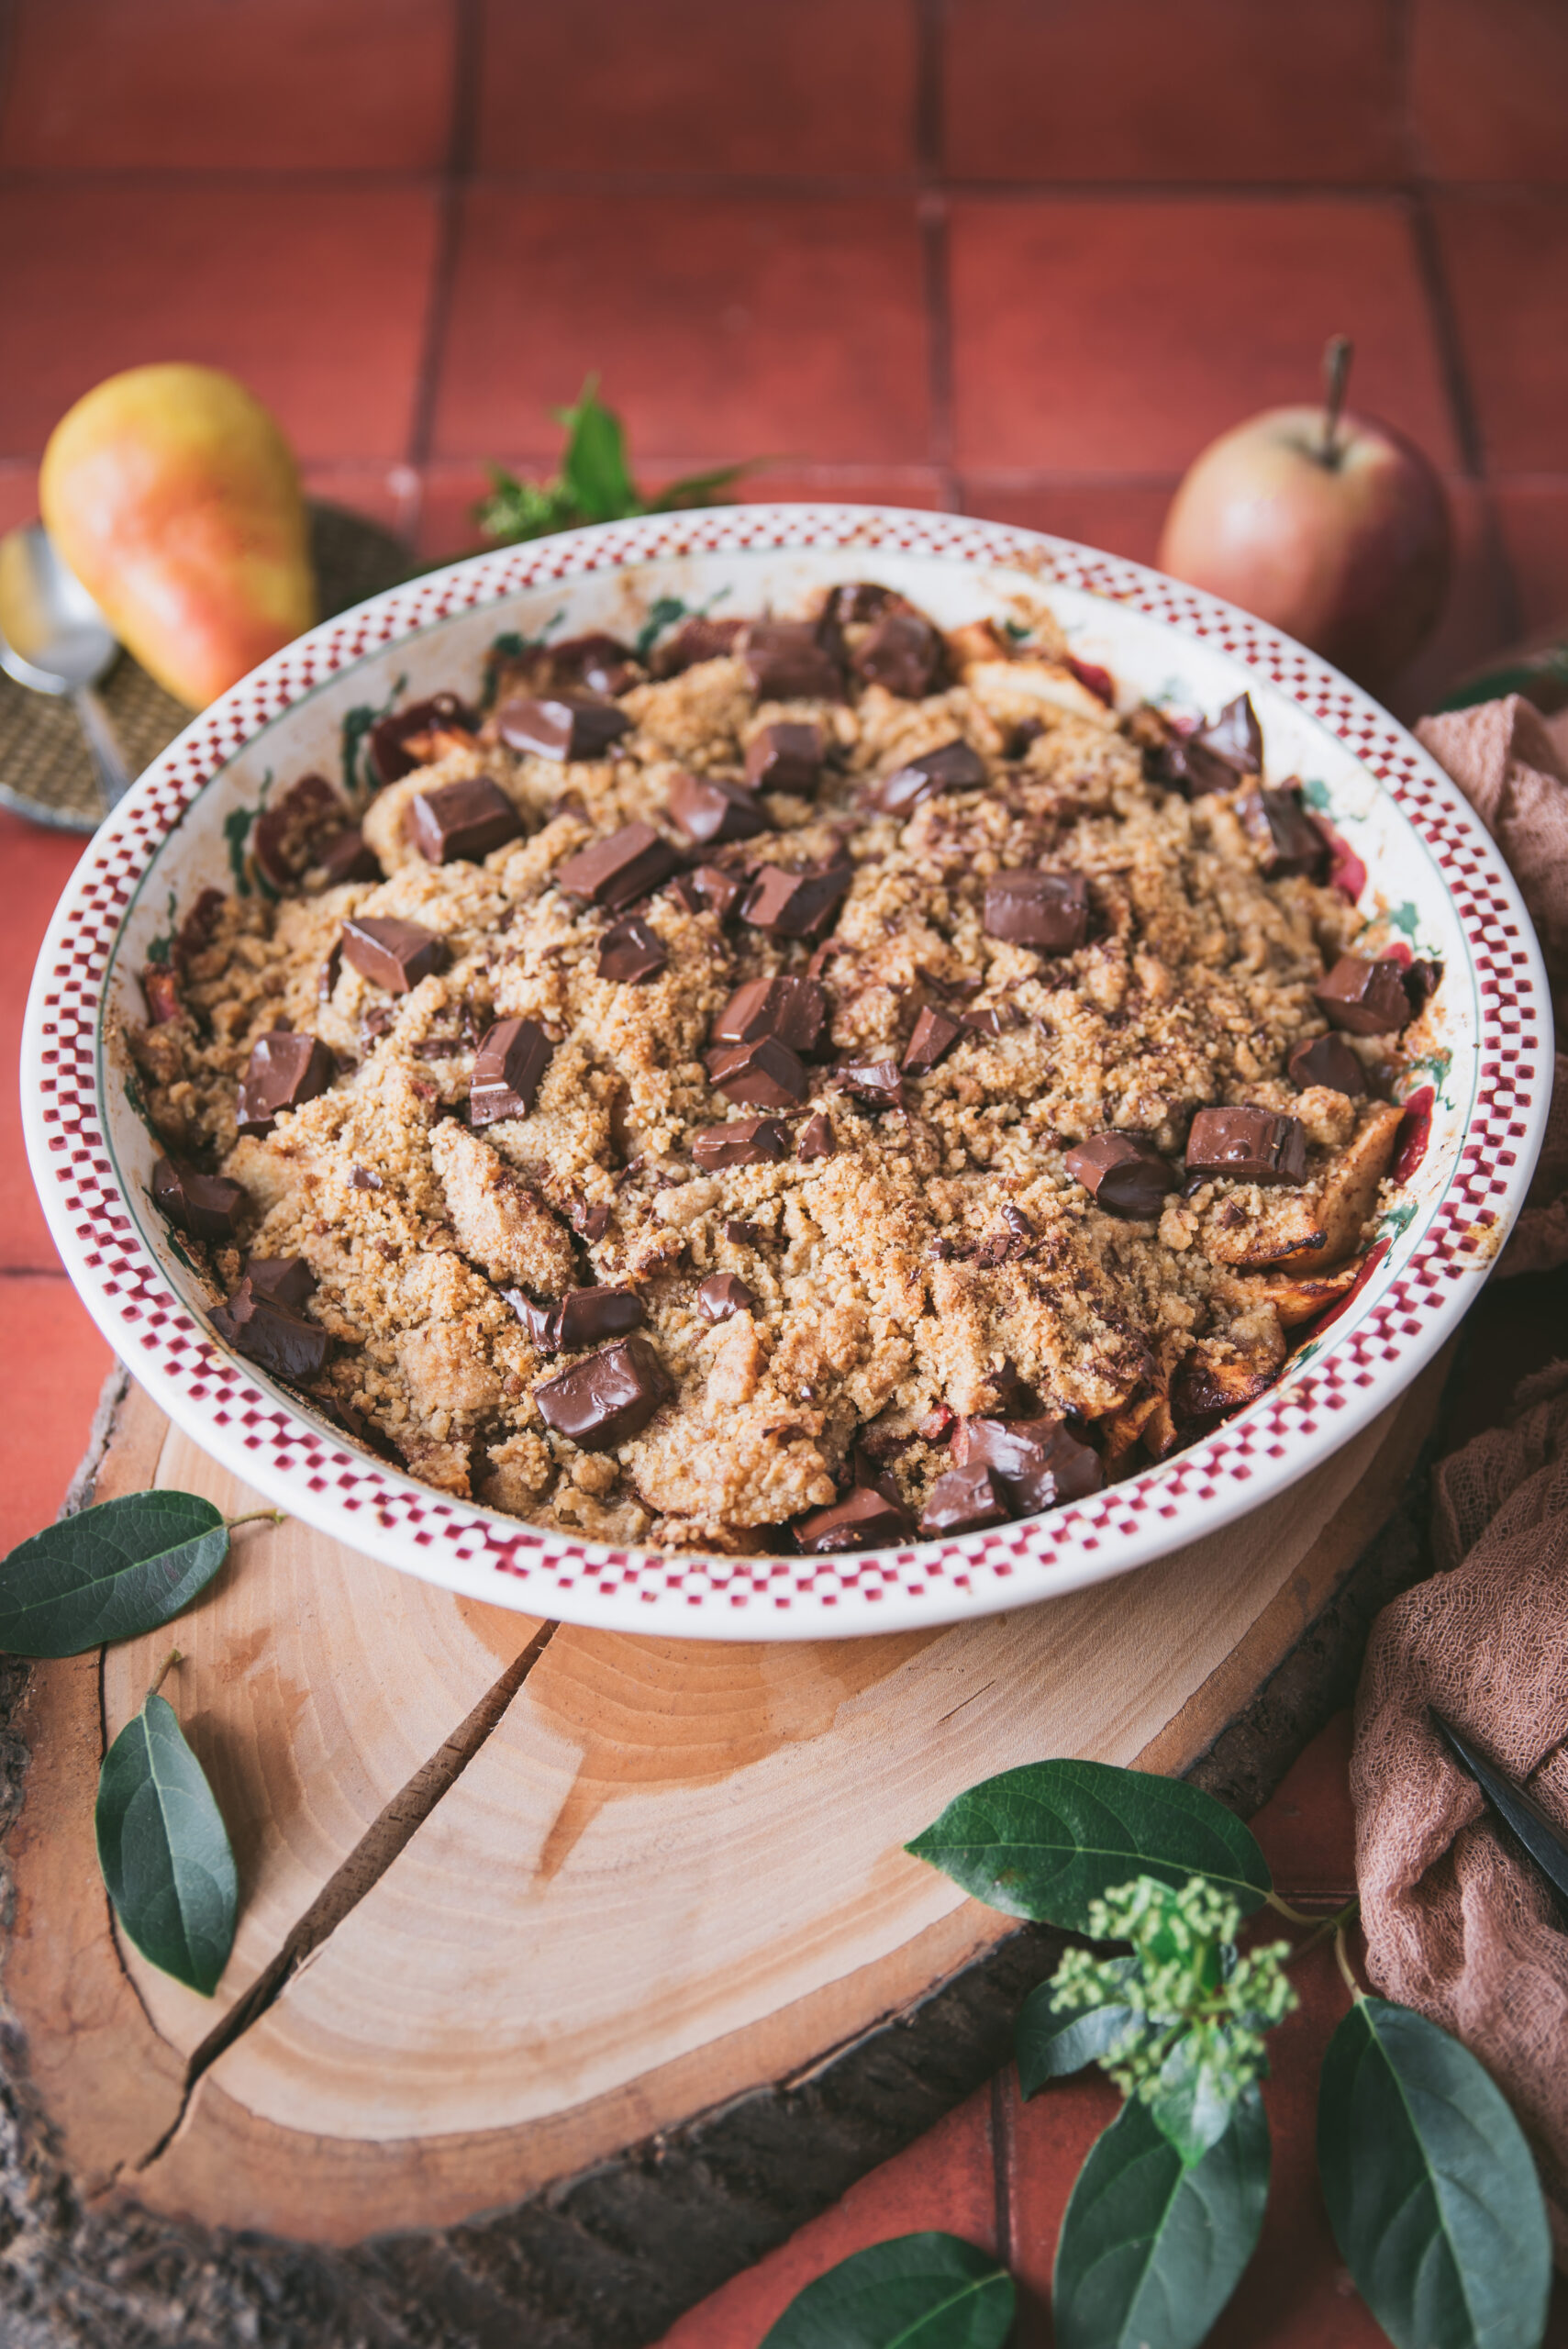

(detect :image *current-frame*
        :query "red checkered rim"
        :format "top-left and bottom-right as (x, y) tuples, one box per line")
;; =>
(22, 507), (1552, 1639)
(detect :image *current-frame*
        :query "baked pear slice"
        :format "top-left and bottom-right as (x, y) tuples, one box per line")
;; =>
(1195, 1099), (1402, 1275)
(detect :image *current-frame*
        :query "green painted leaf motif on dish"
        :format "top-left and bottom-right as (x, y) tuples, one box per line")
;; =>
(0, 1491), (229, 1657)
(1053, 2087), (1269, 2349)
(95, 1690), (238, 1997)
(906, 1760), (1271, 1931)
(1317, 1998), (1551, 2349)
(761, 2232), (1014, 2349)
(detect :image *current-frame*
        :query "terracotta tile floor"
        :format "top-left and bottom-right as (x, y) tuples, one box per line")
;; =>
(1, 2), (1565, 2339)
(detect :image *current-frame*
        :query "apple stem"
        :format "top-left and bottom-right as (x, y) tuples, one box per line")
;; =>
(1320, 334), (1353, 466)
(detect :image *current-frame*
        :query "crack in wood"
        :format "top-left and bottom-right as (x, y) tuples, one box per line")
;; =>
(132, 1618), (560, 2173)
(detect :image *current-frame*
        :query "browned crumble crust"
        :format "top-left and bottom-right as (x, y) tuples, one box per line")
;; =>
(129, 593), (1419, 1554)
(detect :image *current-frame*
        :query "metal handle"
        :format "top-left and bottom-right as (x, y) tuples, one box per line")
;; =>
(70, 683), (134, 811)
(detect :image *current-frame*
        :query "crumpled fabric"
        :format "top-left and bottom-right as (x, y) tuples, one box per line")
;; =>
(1352, 1365), (1568, 2253)
(1416, 696), (1568, 1275)
(1353, 695), (1568, 2252)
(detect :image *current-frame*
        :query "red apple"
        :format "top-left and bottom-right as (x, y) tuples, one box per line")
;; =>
(1157, 351), (1451, 694)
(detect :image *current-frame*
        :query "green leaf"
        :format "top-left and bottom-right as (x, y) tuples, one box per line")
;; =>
(95, 1691), (238, 1997)
(906, 1760), (1271, 1931)
(0, 1492), (230, 1657)
(1017, 1957), (1139, 2094)
(761, 2233), (1013, 2349)
(1053, 2085), (1270, 2349)
(556, 377), (639, 521)
(1147, 2023), (1252, 2167)
(645, 460), (756, 513)
(1317, 1997), (1551, 2349)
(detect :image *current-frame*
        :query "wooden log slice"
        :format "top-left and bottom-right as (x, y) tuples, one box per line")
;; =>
(0, 1354), (1449, 2345)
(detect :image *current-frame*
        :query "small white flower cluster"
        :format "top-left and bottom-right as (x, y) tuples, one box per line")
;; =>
(1051, 1874), (1297, 2143)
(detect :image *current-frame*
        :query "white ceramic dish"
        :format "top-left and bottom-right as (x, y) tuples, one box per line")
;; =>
(21, 507), (1553, 1639)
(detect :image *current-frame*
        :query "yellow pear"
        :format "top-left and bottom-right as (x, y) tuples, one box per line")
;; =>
(39, 364), (315, 708)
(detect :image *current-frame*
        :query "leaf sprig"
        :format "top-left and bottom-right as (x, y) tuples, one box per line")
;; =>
(771, 1756), (1553, 2349)
(2, 1487), (280, 1998)
(475, 377), (762, 546)
(1049, 1874), (1296, 2166)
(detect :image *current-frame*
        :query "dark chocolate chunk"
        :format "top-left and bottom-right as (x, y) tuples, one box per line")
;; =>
(410, 774), (523, 865)
(983, 868), (1089, 951)
(666, 863), (745, 922)
(596, 916), (667, 985)
(530, 633), (639, 697)
(1001, 1204), (1035, 1239)
(245, 1255), (317, 1309)
(691, 1117), (790, 1169)
(951, 1413), (1104, 1515)
(706, 1037), (810, 1108)
(317, 827), (379, 886)
(650, 615), (745, 676)
(253, 774), (344, 890)
(556, 822), (681, 908)
(1313, 954), (1412, 1036)
(835, 1058), (906, 1108)
(1188, 693), (1262, 786)
(698, 1273), (756, 1324)
(825, 582), (897, 627)
(1404, 958), (1443, 1014)
(505, 1291), (562, 1353)
(796, 1111), (836, 1161)
(554, 1286), (646, 1352)
(571, 1199), (612, 1242)
(961, 1006), (1010, 1038)
(1063, 1132), (1176, 1218)
(918, 1463), (1010, 1538)
(745, 722), (821, 796)
(151, 1158), (245, 1242)
(1185, 1105), (1308, 1185)
(742, 621), (843, 702)
(875, 738), (986, 817)
(236, 1030), (336, 1137)
(497, 694), (630, 763)
(210, 1277), (330, 1382)
(852, 610), (942, 699)
(350, 1166), (384, 1191)
(740, 862), (852, 938)
(795, 1485), (913, 1553)
(712, 974), (828, 1056)
(667, 770), (767, 846)
(533, 1335), (673, 1451)
(318, 939), (342, 1006)
(902, 1005), (962, 1075)
(368, 694), (477, 786)
(723, 1218), (762, 1244)
(1236, 785), (1329, 881)
(470, 1017), (552, 1125)
(340, 916), (446, 994)
(1287, 1032), (1366, 1097)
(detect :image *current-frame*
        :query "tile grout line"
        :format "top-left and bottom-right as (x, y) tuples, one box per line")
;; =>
(3, 163), (1564, 200)
(1389, 0), (1523, 650)
(990, 2069), (1016, 2281)
(914, 0), (959, 511)
(404, 0), (483, 521)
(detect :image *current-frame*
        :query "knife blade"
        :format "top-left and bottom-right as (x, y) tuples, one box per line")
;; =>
(1430, 1709), (1568, 1911)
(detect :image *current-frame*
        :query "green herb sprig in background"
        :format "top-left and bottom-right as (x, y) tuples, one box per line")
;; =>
(475, 377), (764, 545)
